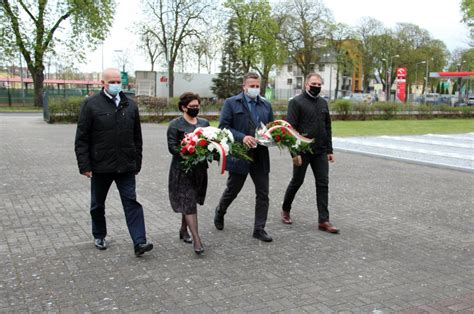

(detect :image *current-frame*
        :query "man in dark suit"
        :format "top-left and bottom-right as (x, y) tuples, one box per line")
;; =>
(281, 73), (339, 234)
(214, 72), (274, 242)
(75, 68), (153, 256)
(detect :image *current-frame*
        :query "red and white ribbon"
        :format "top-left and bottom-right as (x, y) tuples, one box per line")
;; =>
(258, 120), (314, 144)
(208, 141), (227, 175)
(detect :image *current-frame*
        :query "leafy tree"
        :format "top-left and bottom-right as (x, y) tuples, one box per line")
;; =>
(393, 24), (448, 95)
(1, 0), (115, 107)
(211, 17), (244, 99)
(355, 17), (387, 92)
(224, 0), (286, 93)
(139, 0), (213, 97)
(279, 0), (333, 82)
(326, 23), (355, 99)
(460, 0), (474, 45)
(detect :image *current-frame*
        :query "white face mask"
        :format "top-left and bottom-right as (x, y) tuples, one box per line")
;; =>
(246, 87), (260, 99)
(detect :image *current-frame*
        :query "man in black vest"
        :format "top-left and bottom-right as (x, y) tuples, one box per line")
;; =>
(281, 73), (339, 234)
(75, 68), (153, 256)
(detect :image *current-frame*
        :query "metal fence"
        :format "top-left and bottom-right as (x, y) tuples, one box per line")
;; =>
(0, 88), (102, 106)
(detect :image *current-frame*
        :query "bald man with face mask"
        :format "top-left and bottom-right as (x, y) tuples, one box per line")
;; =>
(75, 68), (154, 256)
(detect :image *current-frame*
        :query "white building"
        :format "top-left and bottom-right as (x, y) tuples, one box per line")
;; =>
(135, 71), (216, 98)
(274, 54), (353, 100)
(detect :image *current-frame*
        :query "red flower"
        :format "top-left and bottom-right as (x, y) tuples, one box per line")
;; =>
(198, 139), (207, 147)
(281, 128), (286, 134)
(181, 147), (187, 154)
(187, 146), (196, 154)
(275, 135), (281, 142)
(195, 129), (203, 136)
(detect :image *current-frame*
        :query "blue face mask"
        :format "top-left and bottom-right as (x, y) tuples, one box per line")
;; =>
(107, 83), (122, 96)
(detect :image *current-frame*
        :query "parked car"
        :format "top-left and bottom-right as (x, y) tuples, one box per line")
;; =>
(466, 95), (474, 106)
(424, 93), (440, 105)
(350, 93), (374, 103)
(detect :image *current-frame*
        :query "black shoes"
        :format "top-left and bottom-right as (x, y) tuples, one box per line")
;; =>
(179, 230), (192, 243)
(214, 207), (224, 230)
(252, 229), (273, 242)
(194, 245), (205, 255)
(134, 242), (154, 257)
(94, 238), (108, 250)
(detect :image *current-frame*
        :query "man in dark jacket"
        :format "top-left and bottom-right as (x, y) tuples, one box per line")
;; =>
(74, 68), (153, 256)
(281, 73), (339, 233)
(214, 72), (274, 242)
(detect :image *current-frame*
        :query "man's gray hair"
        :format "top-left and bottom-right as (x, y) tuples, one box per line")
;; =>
(306, 72), (324, 84)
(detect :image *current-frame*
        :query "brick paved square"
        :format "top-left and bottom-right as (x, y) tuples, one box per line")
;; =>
(0, 115), (473, 312)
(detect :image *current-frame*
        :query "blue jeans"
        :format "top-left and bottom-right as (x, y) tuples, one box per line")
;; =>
(90, 172), (147, 246)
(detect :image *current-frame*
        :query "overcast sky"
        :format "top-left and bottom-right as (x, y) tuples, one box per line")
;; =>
(81, 0), (470, 74)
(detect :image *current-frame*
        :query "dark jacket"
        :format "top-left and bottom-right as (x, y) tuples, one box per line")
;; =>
(74, 89), (143, 174)
(286, 91), (333, 155)
(167, 116), (210, 170)
(219, 92), (274, 175)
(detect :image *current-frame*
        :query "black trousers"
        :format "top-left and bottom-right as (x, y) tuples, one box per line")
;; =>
(90, 172), (147, 247)
(216, 168), (269, 231)
(282, 152), (330, 223)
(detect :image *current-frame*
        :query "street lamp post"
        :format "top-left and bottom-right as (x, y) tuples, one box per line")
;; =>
(415, 61), (426, 96)
(388, 54), (400, 101)
(457, 60), (466, 103)
(423, 57), (434, 96)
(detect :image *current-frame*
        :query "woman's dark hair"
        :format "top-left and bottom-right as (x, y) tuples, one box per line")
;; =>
(178, 92), (201, 112)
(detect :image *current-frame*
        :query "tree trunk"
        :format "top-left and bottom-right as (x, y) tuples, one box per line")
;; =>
(335, 67), (340, 99)
(32, 70), (45, 107)
(168, 62), (174, 98)
(260, 75), (268, 98)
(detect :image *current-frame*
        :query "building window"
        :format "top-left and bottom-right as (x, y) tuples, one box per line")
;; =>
(287, 78), (293, 85)
(319, 64), (325, 72)
(287, 65), (293, 72)
(296, 77), (303, 89)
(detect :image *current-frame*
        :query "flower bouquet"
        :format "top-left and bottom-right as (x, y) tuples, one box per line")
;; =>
(180, 126), (252, 174)
(255, 120), (314, 155)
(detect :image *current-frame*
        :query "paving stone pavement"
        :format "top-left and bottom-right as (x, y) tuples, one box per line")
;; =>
(333, 133), (474, 172)
(0, 115), (473, 313)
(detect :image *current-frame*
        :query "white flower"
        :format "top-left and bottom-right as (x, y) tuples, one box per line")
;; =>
(202, 126), (221, 140)
(222, 128), (234, 142)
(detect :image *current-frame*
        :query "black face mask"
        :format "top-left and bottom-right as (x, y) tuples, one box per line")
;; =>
(186, 107), (199, 117)
(309, 85), (321, 97)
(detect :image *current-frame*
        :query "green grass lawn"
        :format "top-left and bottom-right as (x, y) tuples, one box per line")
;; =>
(332, 119), (474, 137)
(208, 119), (473, 137)
(0, 106), (42, 112)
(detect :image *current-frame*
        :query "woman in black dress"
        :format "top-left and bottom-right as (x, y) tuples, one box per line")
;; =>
(167, 92), (209, 255)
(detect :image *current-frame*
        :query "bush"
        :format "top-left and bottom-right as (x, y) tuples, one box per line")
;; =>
(136, 96), (168, 116)
(330, 99), (352, 119)
(48, 96), (83, 123)
(352, 102), (373, 120)
(417, 104), (434, 118)
(373, 102), (399, 120)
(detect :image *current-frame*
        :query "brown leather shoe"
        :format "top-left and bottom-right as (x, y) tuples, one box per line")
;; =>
(281, 211), (292, 224)
(318, 222), (339, 234)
